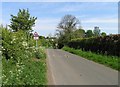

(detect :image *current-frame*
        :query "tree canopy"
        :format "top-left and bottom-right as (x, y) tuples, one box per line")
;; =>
(93, 27), (101, 37)
(9, 9), (37, 33)
(56, 14), (81, 48)
(101, 32), (106, 36)
(86, 30), (94, 37)
(73, 29), (85, 38)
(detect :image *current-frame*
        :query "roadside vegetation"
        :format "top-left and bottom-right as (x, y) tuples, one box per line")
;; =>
(1, 8), (120, 85)
(56, 14), (107, 49)
(1, 9), (47, 86)
(67, 35), (120, 57)
(63, 46), (119, 71)
(56, 14), (119, 71)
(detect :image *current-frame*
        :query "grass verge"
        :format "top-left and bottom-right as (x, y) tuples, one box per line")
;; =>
(62, 46), (119, 71)
(2, 47), (47, 86)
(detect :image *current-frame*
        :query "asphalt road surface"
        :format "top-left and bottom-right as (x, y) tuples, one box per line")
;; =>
(47, 49), (118, 85)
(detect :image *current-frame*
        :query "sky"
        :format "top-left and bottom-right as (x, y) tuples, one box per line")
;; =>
(1, 2), (118, 36)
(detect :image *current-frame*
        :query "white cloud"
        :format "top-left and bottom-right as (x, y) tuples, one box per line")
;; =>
(33, 18), (60, 36)
(83, 18), (117, 23)
(33, 18), (60, 30)
(81, 16), (118, 34)
(54, 4), (82, 13)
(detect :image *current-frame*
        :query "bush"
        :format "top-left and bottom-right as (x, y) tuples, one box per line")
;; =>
(34, 48), (46, 59)
(2, 29), (30, 61)
(1, 27), (47, 85)
(67, 35), (120, 57)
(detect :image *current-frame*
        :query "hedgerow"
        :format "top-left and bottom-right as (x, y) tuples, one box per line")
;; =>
(67, 35), (120, 57)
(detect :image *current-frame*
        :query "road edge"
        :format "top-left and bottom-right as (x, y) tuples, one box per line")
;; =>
(46, 49), (55, 85)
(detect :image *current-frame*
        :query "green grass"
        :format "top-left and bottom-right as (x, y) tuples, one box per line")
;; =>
(2, 47), (47, 86)
(62, 46), (120, 71)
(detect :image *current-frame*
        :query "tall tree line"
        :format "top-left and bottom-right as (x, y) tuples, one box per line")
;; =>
(56, 14), (107, 48)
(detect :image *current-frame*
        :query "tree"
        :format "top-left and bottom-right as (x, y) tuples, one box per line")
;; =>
(73, 29), (85, 38)
(56, 14), (81, 48)
(86, 30), (94, 37)
(101, 32), (106, 36)
(9, 9), (37, 33)
(93, 26), (101, 37)
(39, 36), (45, 39)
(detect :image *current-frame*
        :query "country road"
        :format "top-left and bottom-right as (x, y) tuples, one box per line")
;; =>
(46, 49), (118, 85)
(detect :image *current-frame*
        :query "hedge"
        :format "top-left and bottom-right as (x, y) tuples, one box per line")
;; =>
(67, 34), (120, 57)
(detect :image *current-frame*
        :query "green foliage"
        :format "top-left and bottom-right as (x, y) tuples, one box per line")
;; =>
(93, 27), (101, 37)
(34, 48), (46, 59)
(63, 46), (119, 71)
(2, 28), (29, 61)
(56, 14), (81, 48)
(86, 30), (94, 37)
(67, 35), (120, 57)
(101, 32), (107, 36)
(9, 9), (37, 32)
(73, 29), (85, 38)
(1, 8), (47, 85)
(2, 26), (47, 85)
(39, 38), (53, 48)
(2, 56), (47, 85)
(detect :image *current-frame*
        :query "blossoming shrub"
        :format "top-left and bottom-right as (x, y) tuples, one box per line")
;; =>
(34, 48), (46, 59)
(2, 29), (31, 61)
(2, 27), (47, 85)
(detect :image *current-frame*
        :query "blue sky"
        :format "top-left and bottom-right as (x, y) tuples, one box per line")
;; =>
(2, 2), (118, 36)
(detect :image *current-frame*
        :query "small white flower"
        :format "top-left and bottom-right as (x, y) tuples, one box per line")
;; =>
(18, 69), (21, 72)
(3, 49), (5, 51)
(11, 41), (13, 44)
(22, 41), (28, 46)
(13, 38), (16, 41)
(9, 71), (12, 73)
